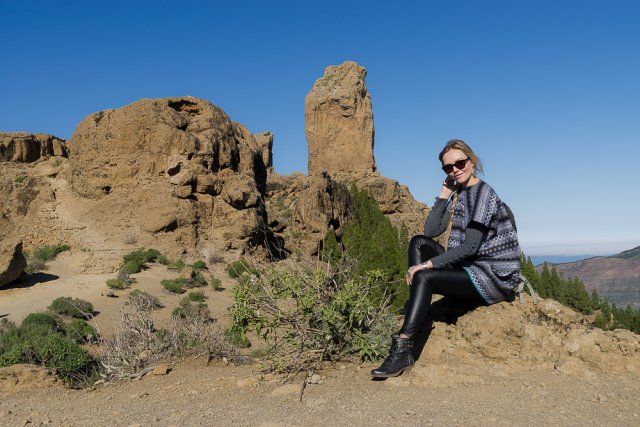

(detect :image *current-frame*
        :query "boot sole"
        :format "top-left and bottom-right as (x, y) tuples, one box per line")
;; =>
(370, 364), (414, 379)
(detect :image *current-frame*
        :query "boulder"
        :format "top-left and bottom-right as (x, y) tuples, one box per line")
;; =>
(0, 133), (67, 162)
(305, 61), (376, 176)
(0, 240), (27, 288)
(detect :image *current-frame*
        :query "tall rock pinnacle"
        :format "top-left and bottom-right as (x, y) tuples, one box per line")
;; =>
(305, 61), (377, 176)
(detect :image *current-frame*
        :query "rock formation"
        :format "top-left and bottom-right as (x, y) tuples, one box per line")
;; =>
(305, 61), (376, 176)
(0, 240), (27, 288)
(0, 133), (67, 162)
(67, 96), (276, 260)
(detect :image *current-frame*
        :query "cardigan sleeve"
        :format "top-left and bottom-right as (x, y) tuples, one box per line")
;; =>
(424, 198), (451, 238)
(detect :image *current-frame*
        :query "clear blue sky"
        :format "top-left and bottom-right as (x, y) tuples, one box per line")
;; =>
(2, 0), (639, 256)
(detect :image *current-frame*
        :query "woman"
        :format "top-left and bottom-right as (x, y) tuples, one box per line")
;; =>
(371, 139), (520, 378)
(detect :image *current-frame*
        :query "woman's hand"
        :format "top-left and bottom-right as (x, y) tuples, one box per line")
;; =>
(439, 177), (458, 199)
(406, 261), (433, 285)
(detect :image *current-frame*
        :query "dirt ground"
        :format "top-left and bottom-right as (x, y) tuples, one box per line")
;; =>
(1, 252), (640, 426)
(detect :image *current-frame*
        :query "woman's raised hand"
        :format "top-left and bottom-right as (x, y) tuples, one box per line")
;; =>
(439, 177), (458, 199)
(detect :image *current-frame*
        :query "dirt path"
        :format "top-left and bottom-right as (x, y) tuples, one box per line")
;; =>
(1, 359), (639, 426)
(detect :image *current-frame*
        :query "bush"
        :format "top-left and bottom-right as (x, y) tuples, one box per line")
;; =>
(106, 278), (128, 290)
(21, 313), (61, 335)
(187, 291), (206, 302)
(226, 259), (257, 278)
(24, 244), (71, 274)
(0, 314), (95, 384)
(65, 319), (98, 343)
(162, 278), (186, 294)
(167, 260), (185, 271)
(48, 297), (94, 319)
(211, 277), (223, 291)
(191, 260), (207, 271)
(122, 248), (162, 274)
(187, 272), (208, 288)
(228, 267), (397, 374)
(172, 297), (210, 319)
(101, 295), (231, 379)
(127, 290), (163, 309)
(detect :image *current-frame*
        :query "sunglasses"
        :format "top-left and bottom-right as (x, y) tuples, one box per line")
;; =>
(441, 158), (471, 174)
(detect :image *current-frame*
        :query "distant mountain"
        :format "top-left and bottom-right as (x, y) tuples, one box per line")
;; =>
(530, 254), (596, 266)
(537, 246), (640, 308)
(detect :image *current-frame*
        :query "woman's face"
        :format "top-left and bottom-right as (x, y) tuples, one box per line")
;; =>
(441, 148), (475, 186)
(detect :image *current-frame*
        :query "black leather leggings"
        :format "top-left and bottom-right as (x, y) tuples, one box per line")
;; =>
(399, 235), (484, 337)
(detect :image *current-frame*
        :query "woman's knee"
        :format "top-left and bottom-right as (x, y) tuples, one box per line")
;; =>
(409, 235), (431, 248)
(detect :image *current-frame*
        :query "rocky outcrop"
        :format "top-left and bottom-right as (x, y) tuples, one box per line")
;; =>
(68, 97), (276, 259)
(265, 173), (353, 257)
(305, 61), (376, 176)
(424, 297), (640, 378)
(0, 240), (27, 288)
(0, 133), (67, 162)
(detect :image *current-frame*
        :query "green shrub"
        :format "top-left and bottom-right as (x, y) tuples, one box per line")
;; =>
(127, 290), (163, 309)
(156, 254), (169, 265)
(191, 260), (206, 271)
(24, 244), (71, 274)
(0, 314), (94, 384)
(187, 291), (206, 302)
(122, 248), (162, 274)
(228, 267), (396, 374)
(65, 319), (98, 343)
(14, 174), (28, 183)
(211, 277), (223, 291)
(187, 272), (208, 288)
(21, 313), (61, 335)
(167, 260), (185, 271)
(226, 258), (257, 278)
(172, 297), (210, 319)
(162, 278), (186, 294)
(48, 297), (94, 319)
(124, 259), (142, 275)
(106, 278), (128, 290)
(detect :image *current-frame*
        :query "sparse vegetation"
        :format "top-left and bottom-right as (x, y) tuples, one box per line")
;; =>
(14, 174), (28, 184)
(167, 259), (185, 271)
(226, 258), (257, 278)
(162, 278), (186, 294)
(172, 297), (210, 319)
(191, 260), (206, 271)
(106, 278), (128, 290)
(101, 295), (231, 379)
(48, 297), (94, 319)
(24, 244), (71, 274)
(187, 291), (206, 302)
(211, 277), (223, 291)
(127, 289), (163, 309)
(122, 248), (161, 274)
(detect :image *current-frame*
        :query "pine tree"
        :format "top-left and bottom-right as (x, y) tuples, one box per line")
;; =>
(590, 289), (601, 310)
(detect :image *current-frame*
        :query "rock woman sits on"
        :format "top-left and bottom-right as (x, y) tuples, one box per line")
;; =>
(371, 139), (521, 378)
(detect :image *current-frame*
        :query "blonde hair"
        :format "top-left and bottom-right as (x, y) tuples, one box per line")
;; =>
(438, 139), (484, 176)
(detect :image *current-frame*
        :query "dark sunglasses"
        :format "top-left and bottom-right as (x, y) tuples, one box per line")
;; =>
(441, 158), (471, 174)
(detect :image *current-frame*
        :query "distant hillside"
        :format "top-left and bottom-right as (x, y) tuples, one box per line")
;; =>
(537, 246), (640, 308)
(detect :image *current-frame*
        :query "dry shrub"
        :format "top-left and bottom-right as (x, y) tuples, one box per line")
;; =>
(101, 295), (233, 379)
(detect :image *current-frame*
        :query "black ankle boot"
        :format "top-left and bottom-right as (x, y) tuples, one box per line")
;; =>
(370, 334), (414, 378)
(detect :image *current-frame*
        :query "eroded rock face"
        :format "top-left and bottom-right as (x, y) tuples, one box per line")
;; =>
(266, 173), (353, 257)
(68, 97), (275, 258)
(305, 61), (376, 176)
(0, 133), (67, 162)
(0, 240), (27, 288)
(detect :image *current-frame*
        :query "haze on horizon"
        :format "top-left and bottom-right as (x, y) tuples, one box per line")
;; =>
(1, 0), (638, 256)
